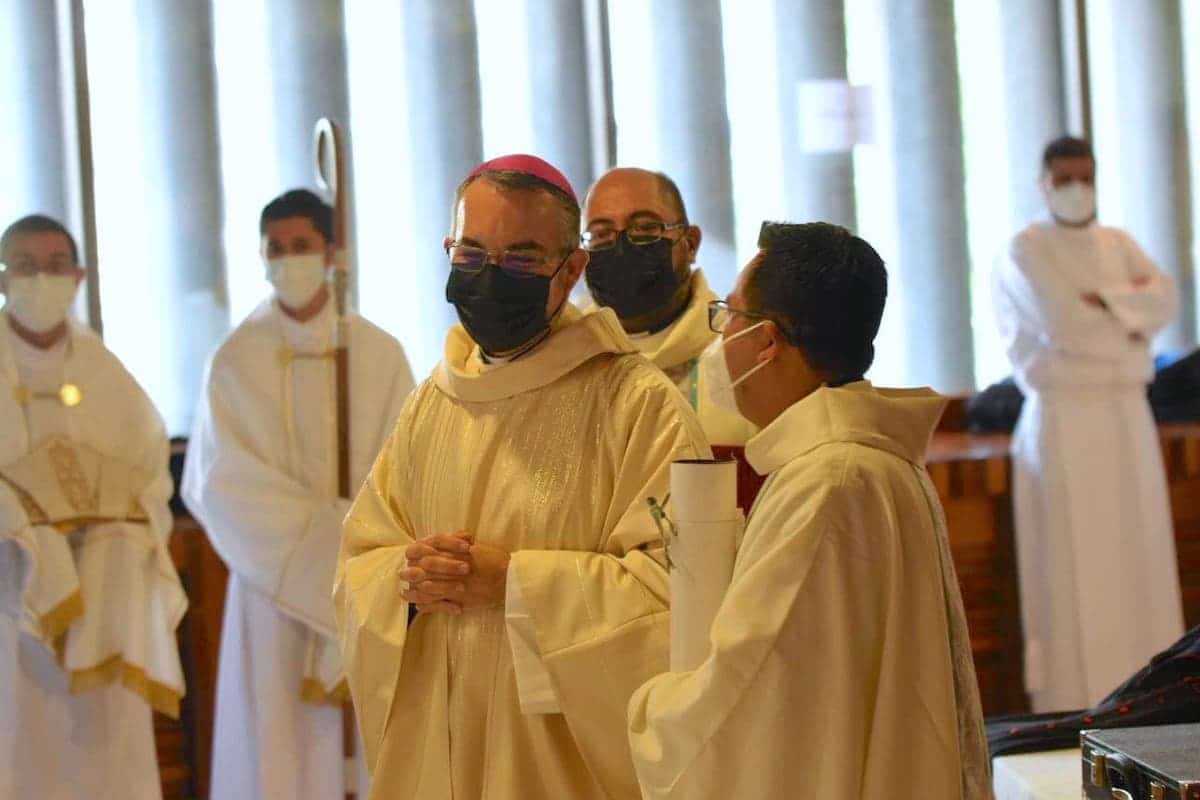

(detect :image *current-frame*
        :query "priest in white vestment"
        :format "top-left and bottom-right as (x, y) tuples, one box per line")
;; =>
(582, 167), (755, 445)
(627, 222), (991, 799)
(993, 137), (1184, 711)
(335, 155), (709, 800)
(0, 215), (186, 800)
(182, 190), (415, 799)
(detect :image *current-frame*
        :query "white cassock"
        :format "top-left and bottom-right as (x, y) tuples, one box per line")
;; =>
(627, 382), (992, 799)
(993, 220), (1185, 711)
(0, 315), (186, 800)
(589, 270), (756, 446)
(181, 299), (414, 799)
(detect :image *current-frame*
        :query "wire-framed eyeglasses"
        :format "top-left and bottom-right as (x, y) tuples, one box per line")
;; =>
(581, 221), (687, 252)
(445, 242), (567, 280)
(707, 300), (773, 334)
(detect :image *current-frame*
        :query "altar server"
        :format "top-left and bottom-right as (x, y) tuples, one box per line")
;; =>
(627, 222), (990, 799)
(182, 189), (415, 799)
(0, 214), (186, 800)
(993, 136), (1183, 711)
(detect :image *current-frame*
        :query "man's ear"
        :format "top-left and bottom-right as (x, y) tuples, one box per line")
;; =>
(758, 319), (784, 363)
(72, 266), (86, 289)
(565, 247), (589, 283)
(684, 225), (702, 263)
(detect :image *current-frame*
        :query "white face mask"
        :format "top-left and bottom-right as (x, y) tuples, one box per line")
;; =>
(1045, 181), (1096, 226)
(699, 321), (770, 415)
(266, 253), (328, 309)
(4, 273), (78, 333)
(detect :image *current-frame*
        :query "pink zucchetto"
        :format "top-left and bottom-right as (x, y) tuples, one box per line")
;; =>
(466, 154), (577, 203)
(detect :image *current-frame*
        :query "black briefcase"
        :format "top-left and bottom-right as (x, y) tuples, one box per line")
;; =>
(1081, 724), (1200, 799)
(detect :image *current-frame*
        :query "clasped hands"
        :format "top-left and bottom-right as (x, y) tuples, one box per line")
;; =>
(400, 531), (510, 615)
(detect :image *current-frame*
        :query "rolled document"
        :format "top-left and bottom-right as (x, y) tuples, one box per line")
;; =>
(668, 459), (741, 672)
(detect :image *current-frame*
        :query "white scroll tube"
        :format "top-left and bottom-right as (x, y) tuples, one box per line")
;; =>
(668, 459), (741, 672)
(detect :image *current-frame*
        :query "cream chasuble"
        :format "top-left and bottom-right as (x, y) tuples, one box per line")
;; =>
(336, 305), (710, 800)
(628, 382), (992, 800)
(589, 270), (755, 446)
(0, 314), (186, 800)
(993, 221), (1183, 711)
(182, 299), (414, 800)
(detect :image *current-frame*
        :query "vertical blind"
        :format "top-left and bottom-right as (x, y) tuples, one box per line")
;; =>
(0, 0), (1196, 434)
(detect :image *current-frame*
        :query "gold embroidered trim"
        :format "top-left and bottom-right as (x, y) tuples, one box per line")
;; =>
(300, 677), (350, 706)
(69, 654), (182, 719)
(279, 348), (336, 367)
(48, 513), (150, 534)
(37, 590), (84, 642)
(46, 439), (96, 514)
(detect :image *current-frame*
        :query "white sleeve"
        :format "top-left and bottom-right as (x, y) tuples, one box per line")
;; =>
(181, 356), (342, 639)
(504, 569), (561, 715)
(1097, 234), (1178, 336)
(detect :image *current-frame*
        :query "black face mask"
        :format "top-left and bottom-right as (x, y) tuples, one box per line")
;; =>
(445, 258), (566, 356)
(585, 233), (683, 323)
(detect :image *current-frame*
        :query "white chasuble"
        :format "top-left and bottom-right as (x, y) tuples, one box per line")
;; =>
(993, 221), (1184, 711)
(336, 305), (710, 800)
(590, 270), (756, 446)
(182, 300), (414, 800)
(628, 383), (992, 800)
(0, 315), (186, 800)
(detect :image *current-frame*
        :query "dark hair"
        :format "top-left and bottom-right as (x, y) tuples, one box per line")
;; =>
(653, 171), (689, 224)
(453, 169), (581, 251)
(1042, 136), (1094, 171)
(259, 189), (334, 244)
(1, 214), (80, 265)
(746, 221), (887, 385)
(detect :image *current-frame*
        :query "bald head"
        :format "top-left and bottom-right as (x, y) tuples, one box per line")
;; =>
(584, 168), (688, 231)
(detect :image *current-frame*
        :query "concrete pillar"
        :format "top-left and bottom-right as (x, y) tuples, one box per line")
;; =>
(133, 0), (228, 431)
(403, 0), (484, 344)
(884, 0), (975, 392)
(1090, 0), (1194, 351)
(648, 0), (737, 292)
(773, 0), (856, 229)
(999, 0), (1068, 227)
(0, 1), (69, 224)
(525, 0), (595, 197)
(263, 0), (356, 287)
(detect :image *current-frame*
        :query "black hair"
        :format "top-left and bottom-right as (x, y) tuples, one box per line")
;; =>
(1, 214), (80, 265)
(747, 221), (887, 385)
(259, 189), (334, 244)
(454, 170), (581, 251)
(1042, 136), (1094, 171)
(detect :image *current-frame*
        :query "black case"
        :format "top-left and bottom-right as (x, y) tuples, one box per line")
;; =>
(1081, 725), (1200, 799)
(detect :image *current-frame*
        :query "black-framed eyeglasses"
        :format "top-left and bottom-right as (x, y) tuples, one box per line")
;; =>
(707, 300), (773, 334)
(581, 221), (687, 252)
(445, 242), (566, 280)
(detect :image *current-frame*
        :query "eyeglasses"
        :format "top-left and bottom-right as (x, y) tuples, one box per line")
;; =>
(2, 259), (78, 278)
(581, 221), (687, 251)
(707, 300), (773, 334)
(445, 242), (566, 280)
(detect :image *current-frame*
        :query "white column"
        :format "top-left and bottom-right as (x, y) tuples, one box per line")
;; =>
(0, 1), (69, 224)
(133, 0), (229, 431)
(999, 0), (1068, 227)
(884, 0), (975, 392)
(403, 0), (484, 343)
(647, 0), (737, 292)
(1089, 0), (1194, 351)
(773, 0), (856, 228)
(524, 0), (595, 196)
